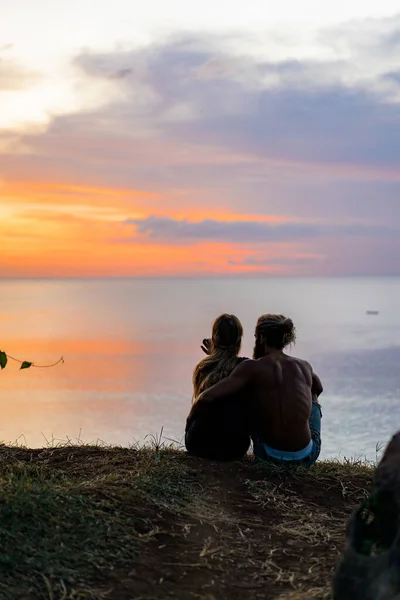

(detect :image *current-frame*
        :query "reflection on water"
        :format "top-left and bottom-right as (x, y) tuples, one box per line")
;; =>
(1, 277), (400, 459)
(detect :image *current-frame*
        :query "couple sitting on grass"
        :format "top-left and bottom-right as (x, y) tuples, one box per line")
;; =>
(185, 313), (323, 467)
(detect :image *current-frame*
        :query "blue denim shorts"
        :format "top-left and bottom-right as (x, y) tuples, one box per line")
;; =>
(253, 401), (322, 467)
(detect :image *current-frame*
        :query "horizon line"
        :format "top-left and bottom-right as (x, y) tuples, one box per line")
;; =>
(0, 274), (398, 281)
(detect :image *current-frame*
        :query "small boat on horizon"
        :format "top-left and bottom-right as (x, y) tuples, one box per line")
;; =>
(366, 310), (379, 315)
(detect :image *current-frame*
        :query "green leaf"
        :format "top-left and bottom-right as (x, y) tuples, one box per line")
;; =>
(0, 351), (7, 370)
(20, 361), (33, 370)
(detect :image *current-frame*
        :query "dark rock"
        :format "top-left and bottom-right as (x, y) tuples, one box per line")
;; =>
(333, 432), (400, 600)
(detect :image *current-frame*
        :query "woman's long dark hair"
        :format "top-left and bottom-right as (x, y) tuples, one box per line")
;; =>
(193, 314), (243, 398)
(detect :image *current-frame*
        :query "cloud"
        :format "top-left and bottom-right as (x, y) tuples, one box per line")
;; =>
(0, 59), (41, 91)
(228, 255), (326, 266)
(4, 25), (400, 188)
(125, 215), (399, 243)
(126, 216), (317, 242)
(383, 69), (400, 85)
(380, 27), (400, 50)
(68, 27), (400, 169)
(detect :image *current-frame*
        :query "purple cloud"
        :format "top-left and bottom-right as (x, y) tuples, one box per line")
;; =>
(125, 215), (399, 243)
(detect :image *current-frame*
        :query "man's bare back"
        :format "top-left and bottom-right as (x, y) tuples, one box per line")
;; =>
(194, 314), (323, 460)
(246, 352), (321, 451)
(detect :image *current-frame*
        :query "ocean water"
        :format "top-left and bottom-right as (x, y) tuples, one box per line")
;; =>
(0, 277), (399, 460)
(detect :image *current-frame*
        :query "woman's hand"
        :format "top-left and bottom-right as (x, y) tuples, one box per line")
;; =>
(201, 338), (212, 355)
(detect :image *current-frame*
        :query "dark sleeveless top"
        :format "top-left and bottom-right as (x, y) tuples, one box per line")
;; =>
(186, 356), (250, 432)
(185, 357), (251, 460)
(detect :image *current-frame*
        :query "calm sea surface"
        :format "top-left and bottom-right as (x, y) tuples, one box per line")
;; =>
(1, 277), (399, 460)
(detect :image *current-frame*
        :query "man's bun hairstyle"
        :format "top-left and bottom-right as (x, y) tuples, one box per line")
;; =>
(255, 314), (296, 350)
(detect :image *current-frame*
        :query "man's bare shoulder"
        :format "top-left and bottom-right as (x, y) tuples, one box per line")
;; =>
(253, 356), (278, 372)
(238, 358), (259, 372)
(291, 356), (313, 371)
(256, 354), (308, 367)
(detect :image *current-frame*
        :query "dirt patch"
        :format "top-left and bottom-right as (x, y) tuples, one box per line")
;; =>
(121, 458), (371, 600)
(0, 446), (373, 600)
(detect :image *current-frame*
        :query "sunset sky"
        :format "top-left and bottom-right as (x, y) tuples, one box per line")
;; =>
(2, 0), (400, 277)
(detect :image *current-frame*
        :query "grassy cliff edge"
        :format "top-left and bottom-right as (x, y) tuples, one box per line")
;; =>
(0, 444), (374, 600)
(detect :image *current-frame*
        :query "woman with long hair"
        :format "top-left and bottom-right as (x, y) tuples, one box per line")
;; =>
(185, 314), (251, 461)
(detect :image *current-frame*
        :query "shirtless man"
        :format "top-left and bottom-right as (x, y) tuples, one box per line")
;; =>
(193, 314), (323, 466)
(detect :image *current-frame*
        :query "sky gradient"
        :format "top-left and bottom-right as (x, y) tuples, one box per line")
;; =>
(2, 1), (400, 276)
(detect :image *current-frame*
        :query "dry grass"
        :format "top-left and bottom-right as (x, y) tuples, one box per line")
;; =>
(242, 463), (372, 598)
(0, 442), (196, 599)
(0, 442), (375, 600)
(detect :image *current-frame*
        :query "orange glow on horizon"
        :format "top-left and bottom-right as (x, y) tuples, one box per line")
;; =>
(1, 179), (307, 277)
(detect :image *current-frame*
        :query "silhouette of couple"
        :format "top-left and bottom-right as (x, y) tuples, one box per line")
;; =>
(185, 313), (322, 466)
